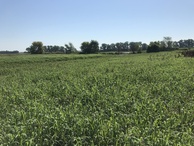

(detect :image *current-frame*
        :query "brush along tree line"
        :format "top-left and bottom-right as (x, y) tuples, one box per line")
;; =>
(26, 37), (194, 54)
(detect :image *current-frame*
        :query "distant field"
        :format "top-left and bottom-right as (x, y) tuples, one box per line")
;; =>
(0, 52), (194, 145)
(0, 54), (105, 64)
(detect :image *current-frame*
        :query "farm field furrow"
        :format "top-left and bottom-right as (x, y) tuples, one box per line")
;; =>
(0, 53), (194, 145)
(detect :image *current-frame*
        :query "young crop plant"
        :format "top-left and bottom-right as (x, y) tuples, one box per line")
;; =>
(0, 53), (194, 145)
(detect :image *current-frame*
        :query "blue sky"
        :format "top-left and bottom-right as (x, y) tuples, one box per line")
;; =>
(0, 0), (194, 52)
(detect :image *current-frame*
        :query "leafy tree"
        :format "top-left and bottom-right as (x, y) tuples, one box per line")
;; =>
(100, 42), (130, 52)
(142, 43), (148, 50)
(44, 45), (65, 53)
(162, 37), (173, 50)
(100, 43), (108, 51)
(123, 41), (130, 51)
(89, 40), (99, 53)
(80, 40), (99, 54)
(65, 42), (77, 54)
(80, 42), (90, 54)
(44, 45), (52, 53)
(52, 46), (60, 52)
(26, 47), (31, 53)
(173, 41), (180, 49)
(147, 42), (160, 53)
(59, 46), (65, 53)
(185, 39), (194, 49)
(178, 40), (185, 48)
(177, 39), (194, 49)
(110, 43), (116, 51)
(29, 41), (44, 54)
(116, 43), (122, 53)
(137, 42), (142, 53)
(130, 42), (139, 54)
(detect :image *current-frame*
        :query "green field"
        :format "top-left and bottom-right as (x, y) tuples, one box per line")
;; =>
(0, 52), (194, 145)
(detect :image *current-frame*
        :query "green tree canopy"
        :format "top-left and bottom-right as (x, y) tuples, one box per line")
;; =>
(142, 43), (148, 50)
(147, 42), (160, 53)
(80, 40), (99, 54)
(130, 42), (140, 54)
(28, 41), (44, 54)
(80, 42), (90, 54)
(89, 40), (99, 53)
(64, 42), (77, 54)
(100, 43), (108, 51)
(162, 37), (173, 50)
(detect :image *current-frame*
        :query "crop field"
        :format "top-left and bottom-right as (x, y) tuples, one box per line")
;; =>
(0, 53), (194, 145)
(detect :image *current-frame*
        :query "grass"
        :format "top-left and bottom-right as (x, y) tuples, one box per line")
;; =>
(0, 52), (194, 145)
(0, 53), (105, 64)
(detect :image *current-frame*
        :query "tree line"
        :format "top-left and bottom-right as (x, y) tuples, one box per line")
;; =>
(26, 40), (100, 54)
(26, 42), (78, 54)
(147, 37), (194, 53)
(26, 37), (194, 54)
(0, 50), (19, 54)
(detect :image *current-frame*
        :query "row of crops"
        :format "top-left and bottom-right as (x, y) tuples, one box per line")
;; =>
(0, 53), (194, 145)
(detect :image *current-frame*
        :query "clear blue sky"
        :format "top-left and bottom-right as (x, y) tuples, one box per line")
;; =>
(0, 0), (194, 52)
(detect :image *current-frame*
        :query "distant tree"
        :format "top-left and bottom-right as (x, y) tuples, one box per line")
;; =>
(176, 39), (194, 49)
(100, 42), (129, 52)
(185, 39), (194, 49)
(89, 40), (99, 53)
(100, 43), (108, 51)
(137, 42), (142, 53)
(130, 42), (139, 54)
(123, 41), (130, 51)
(110, 43), (116, 51)
(80, 42), (90, 54)
(172, 41), (180, 49)
(163, 37), (173, 50)
(59, 46), (65, 53)
(44, 45), (65, 53)
(29, 41), (44, 54)
(178, 40), (185, 48)
(44, 46), (52, 53)
(65, 42), (77, 54)
(0, 50), (19, 54)
(142, 43), (148, 50)
(147, 42), (160, 53)
(26, 47), (31, 53)
(116, 42), (122, 53)
(52, 46), (60, 52)
(81, 40), (99, 54)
